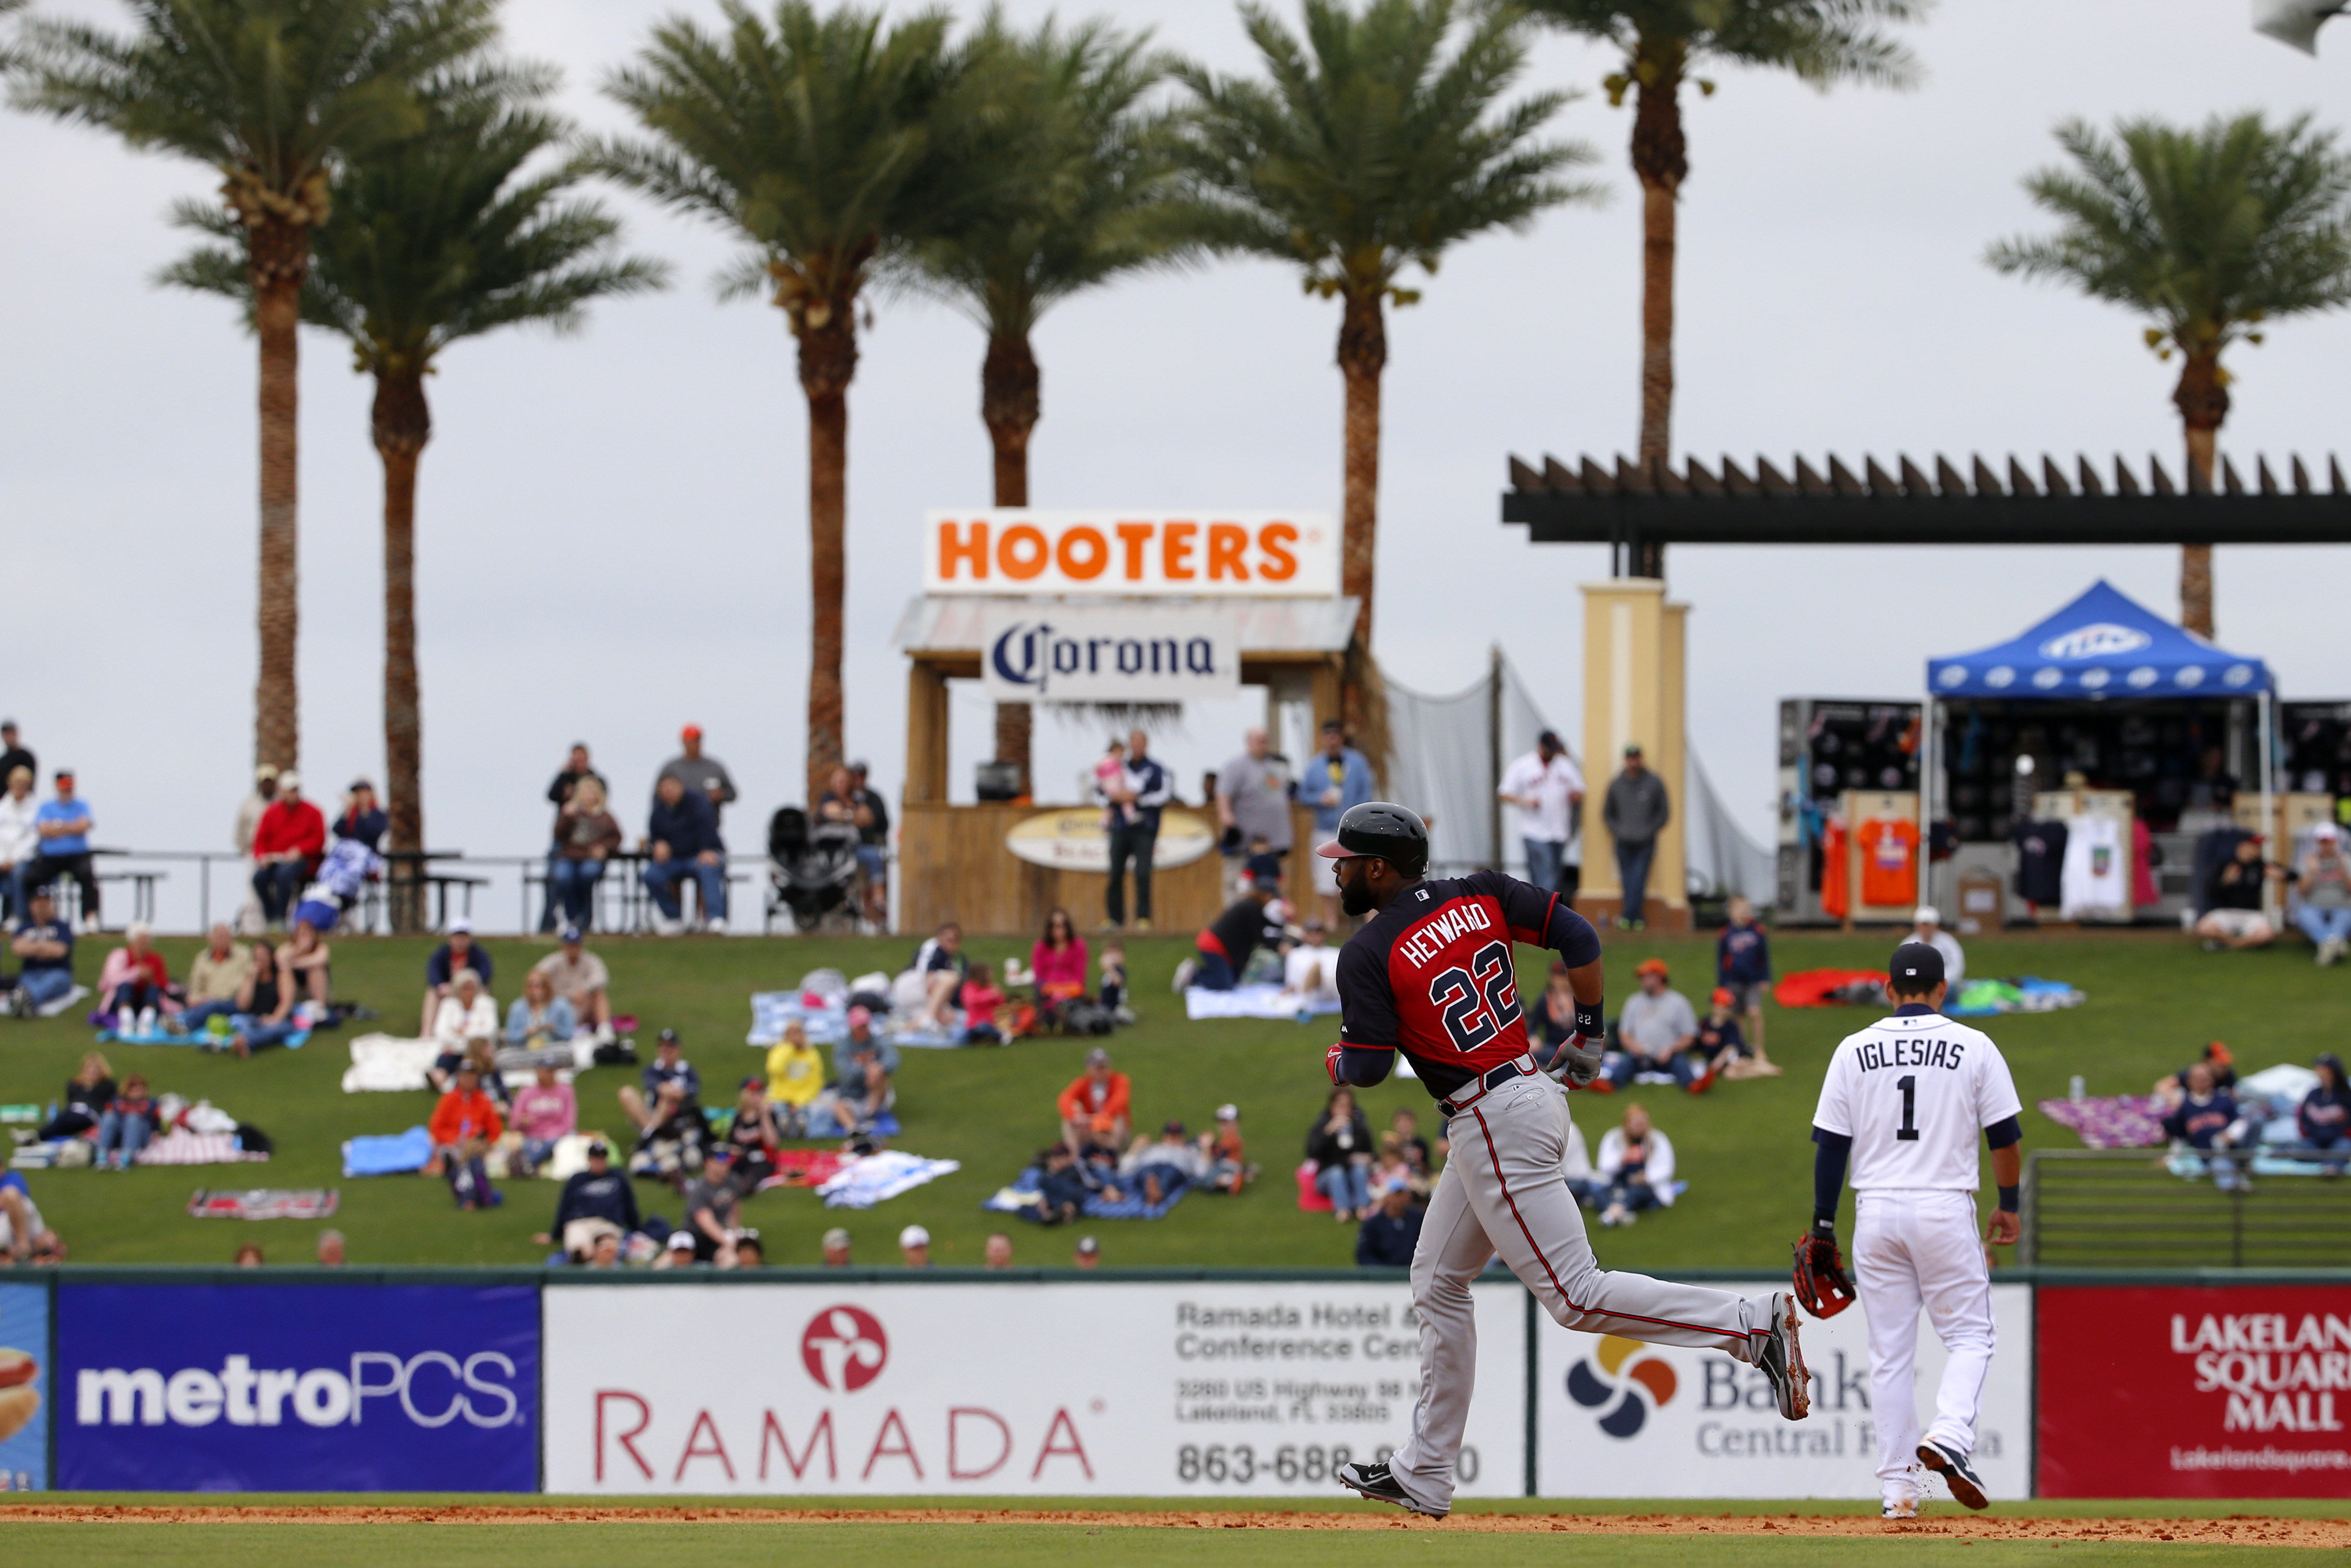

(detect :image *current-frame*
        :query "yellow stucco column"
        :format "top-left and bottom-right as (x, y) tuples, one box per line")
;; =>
(1577, 579), (1691, 929)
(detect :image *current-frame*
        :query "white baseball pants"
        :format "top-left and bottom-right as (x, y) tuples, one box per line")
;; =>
(1387, 1074), (1782, 1513)
(1853, 1189), (1996, 1501)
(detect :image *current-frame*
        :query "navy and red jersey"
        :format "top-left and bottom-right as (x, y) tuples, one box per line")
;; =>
(1336, 870), (1603, 1100)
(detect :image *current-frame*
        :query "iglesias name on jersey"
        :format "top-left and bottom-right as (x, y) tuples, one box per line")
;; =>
(1336, 870), (1602, 1099)
(1812, 1010), (2023, 1191)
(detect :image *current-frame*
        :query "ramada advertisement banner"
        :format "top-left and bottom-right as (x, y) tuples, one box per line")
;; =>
(543, 1281), (1524, 1496)
(2038, 1285), (2351, 1497)
(56, 1285), (539, 1492)
(1534, 1281), (2031, 1499)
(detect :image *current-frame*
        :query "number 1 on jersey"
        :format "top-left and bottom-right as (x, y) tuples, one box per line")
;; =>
(1896, 1074), (1919, 1141)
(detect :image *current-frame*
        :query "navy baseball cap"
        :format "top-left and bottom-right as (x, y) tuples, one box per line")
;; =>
(1889, 941), (1946, 990)
(560, 923), (585, 944)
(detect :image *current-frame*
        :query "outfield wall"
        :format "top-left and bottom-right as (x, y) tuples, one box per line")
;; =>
(7, 1269), (2348, 1499)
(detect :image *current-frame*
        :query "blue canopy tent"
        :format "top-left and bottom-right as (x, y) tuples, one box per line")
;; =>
(1922, 578), (2275, 845)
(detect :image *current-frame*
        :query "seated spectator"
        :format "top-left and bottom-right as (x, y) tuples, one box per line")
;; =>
(1594, 1102), (1676, 1227)
(913, 922), (967, 1030)
(984, 1232), (1015, 1270)
(1030, 907), (1089, 1014)
(533, 925), (613, 1040)
(1368, 1133), (1428, 1204)
(620, 1028), (701, 1129)
(533, 1139), (642, 1259)
(174, 924), (253, 1034)
(0, 764), (36, 928)
(730, 1232), (764, 1268)
(249, 770), (326, 929)
(2298, 1052), (2349, 1176)
(821, 1227), (853, 1267)
(4, 888), (75, 1016)
(201, 936), (307, 1058)
(764, 1020), (824, 1137)
(653, 1229), (699, 1269)
(428, 1063), (505, 1210)
(1179, 882), (1286, 992)
(1, 1171), (65, 1265)
(899, 1223), (930, 1268)
(1601, 958), (1708, 1093)
(509, 1064), (577, 1177)
(643, 774), (727, 935)
(680, 1145), (741, 1263)
(421, 918), (493, 1037)
(430, 969), (499, 1051)
(1355, 1183), (1423, 1267)
(2196, 837), (2286, 951)
(2295, 824), (2351, 965)
(1057, 1047), (1132, 1157)
(1910, 904), (1965, 988)
(1121, 1119), (1204, 1207)
(1098, 942), (1128, 1020)
(275, 917), (332, 1010)
(828, 1009), (900, 1131)
(2155, 1040), (2238, 1107)
(505, 969), (578, 1050)
(1529, 959), (1579, 1070)
(1695, 988), (1765, 1081)
(2161, 1061), (2250, 1192)
(1032, 1145), (1091, 1226)
(333, 779), (388, 852)
(234, 1243), (265, 1268)
(1390, 1106), (1438, 1174)
(724, 1076), (782, 1191)
(1281, 917), (1341, 1007)
(544, 776), (621, 933)
(1201, 1103), (1254, 1194)
(1307, 1087), (1374, 1222)
(95, 1073), (159, 1171)
(37, 1052), (116, 1140)
(960, 961), (1006, 1045)
(26, 770), (100, 933)
(317, 1231), (345, 1266)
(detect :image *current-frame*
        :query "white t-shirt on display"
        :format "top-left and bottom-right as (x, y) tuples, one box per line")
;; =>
(1498, 751), (1585, 844)
(1812, 1010), (2021, 1192)
(2059, 814), (2127, 919)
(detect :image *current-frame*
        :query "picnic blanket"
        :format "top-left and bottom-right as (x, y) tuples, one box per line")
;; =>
(748, 990), (849, 1047)
(985, 1164), (1189, 1220)
(342, 1125), (434, 1178)
(757, 1149), (851, 1191)
(1184, 984), (1341, 1021)
(2037, 1095), (2168, 1149)
(138, 1128), (267, 1167)
(188, 1188), (338, 1220)
(99, 1020), (311, 1049)
(816, 1150), (960, 1209)
(341, 1034), (440, 1092)
(1773, 970), (1889, 1009)
(1947, 977), (2086, 1017)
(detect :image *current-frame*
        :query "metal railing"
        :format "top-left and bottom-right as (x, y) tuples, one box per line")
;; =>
(2021, 1146), (2351, 1269)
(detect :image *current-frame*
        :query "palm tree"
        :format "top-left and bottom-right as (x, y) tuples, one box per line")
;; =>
(1516, 0), (1926, 578)
(1175, 0), (1595, 731)
(165, 72), (668, 925)
(595, 0), (979, 801)
(11, 0), (497, 775)
(1988, 113), (2351, 638)
(914, 13), (1183, 796)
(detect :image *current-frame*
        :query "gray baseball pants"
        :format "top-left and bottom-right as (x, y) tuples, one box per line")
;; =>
(1386, 1071), (1782, 1513)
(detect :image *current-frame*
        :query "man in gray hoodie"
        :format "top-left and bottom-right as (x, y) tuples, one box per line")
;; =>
(1602, 743), (1671, 929)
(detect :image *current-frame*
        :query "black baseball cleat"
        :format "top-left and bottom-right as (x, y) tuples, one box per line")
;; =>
(1918, 1441), (1989, 1510)
(1757, 1291), (1811, 1420)
(1336, 1460), (1447, 1518)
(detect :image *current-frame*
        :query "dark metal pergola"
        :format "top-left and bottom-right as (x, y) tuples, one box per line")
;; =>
(1502, 451), (2351, 574)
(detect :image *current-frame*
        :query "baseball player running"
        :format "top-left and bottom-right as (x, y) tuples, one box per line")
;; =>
(1316, 802), (1810, 1519)
(1797, 940), (2022, 1517)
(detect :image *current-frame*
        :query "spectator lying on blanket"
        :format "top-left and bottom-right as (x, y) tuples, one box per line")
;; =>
(533, 926), (613, 1039)
(1202, 1103), (1254, 1194)
(2301, 1052), (2351, 1174)
(959, 962), (1007, 1045)
(2162, 1062), (2252, 1192)
(1121, 1119), (1204, 1208)
(1058, 1047), (1132, 1157)
(764, 1021), (823, 1136)
(97, 922), (174, 1026)
(681, 1145), (741, 1263)
(0, 1172), (66, 1265)
(724, 1078), (782, 1191)
(1306, 1088), (1375, 1222)
(4, 888), (73, 1017)
(1180, 883), (1287, 992)
(174, 925), (252, 1033)
(510, 1065), (577, 1177)
(505, 969), (577, 1050)
(1355, 1182), (1422, 1268)
(430, 1064), (505, 1210)
(1593, 1102), (1674, 1228)
(1600, 958), (1708, 1094)
(37, 1052), (114, 1140)
(913, 922), (967, 1031)
(2154, 1040), (2237, 1108)
(94, 1073), (159, 1171)
(421, 918), (494, 1038)
(1032, 1145), (1094, 1225)
(534, 1140), (643, 1258)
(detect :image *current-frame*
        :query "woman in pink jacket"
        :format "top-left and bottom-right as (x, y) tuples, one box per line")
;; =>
(1030, 906), (1089, 1015)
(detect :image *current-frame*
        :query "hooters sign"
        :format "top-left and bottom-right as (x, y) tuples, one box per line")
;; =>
(923, 511), (1339, 598)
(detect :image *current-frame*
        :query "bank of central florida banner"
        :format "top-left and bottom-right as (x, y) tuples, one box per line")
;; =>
(57, 1285), (539, 1491)
(1534, 1280), (2033, 1500)
(543, 1281), (1526, 1496)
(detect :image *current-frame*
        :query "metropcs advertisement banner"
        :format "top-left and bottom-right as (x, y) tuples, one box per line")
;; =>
(924, 512), (1337, 598)
(2038, 1285), (2351, 1497)
(0, 1283), (48, 1491)
(980, 605), (1240, 703)
(57, 1285), (539, 1491)
(544, 1281), (1524, 1496)
(1534, 1281), (2031, 1499)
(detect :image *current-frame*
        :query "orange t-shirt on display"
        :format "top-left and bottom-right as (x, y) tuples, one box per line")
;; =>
(1858, 817), (1919, 908)
(1819, 820), (1849, 919)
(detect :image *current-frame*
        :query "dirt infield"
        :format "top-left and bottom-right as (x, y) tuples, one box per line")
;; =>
(1, 1505), (2344, 1545)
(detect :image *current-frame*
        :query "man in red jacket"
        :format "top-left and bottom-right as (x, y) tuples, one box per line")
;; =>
(429, 1063), (506, 1210)
(250, 770), (327, 929)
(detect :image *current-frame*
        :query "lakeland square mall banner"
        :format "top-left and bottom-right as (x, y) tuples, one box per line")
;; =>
(2039, 1285), (2351, 1498)
(544, 1281), (1524, 1496)
(0, 1283), (48, 1491)
(1534, 1280), (2032, 1500)
(57, 1285), (539, 1491)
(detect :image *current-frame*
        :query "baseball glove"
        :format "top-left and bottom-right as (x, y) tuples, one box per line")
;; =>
(1791, 1223), (1856, 1319)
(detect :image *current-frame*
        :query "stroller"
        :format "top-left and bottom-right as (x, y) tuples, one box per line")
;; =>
(767, 806), (862, 932)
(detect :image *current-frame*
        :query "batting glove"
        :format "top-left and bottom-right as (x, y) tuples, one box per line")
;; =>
(1545, 1033), (1603, 1090)
(1325, 1043), (1346, 1085)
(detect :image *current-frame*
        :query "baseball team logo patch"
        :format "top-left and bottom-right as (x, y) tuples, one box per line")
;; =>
(1565, 1335), (1677, 1437)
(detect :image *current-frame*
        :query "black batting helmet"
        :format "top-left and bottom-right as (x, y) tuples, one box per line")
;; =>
(1314, 802), (1429, 877)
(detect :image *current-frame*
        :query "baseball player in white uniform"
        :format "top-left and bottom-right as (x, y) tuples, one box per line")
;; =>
(1801, 940), (2022, 1517)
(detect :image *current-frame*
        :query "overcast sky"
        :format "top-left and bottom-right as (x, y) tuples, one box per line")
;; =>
(4, 0), (2347, 923)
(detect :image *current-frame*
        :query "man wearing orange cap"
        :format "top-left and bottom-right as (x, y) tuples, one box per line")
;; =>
(1601, 958), (1707, 1093)
(658, 725), (737, 826)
